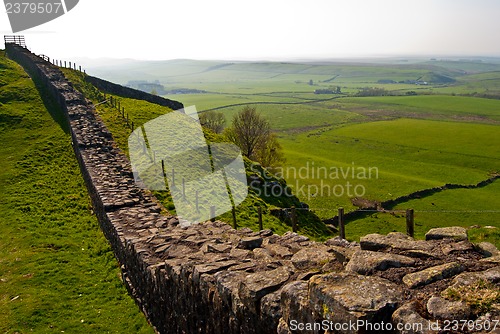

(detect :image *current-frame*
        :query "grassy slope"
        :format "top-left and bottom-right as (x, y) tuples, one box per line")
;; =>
(62, 69), (332, 240)
(279, 116), (499, 244)
(85, 59), (500, 245)
(165, 63), (500, 245)
(0, 51), (153, 333)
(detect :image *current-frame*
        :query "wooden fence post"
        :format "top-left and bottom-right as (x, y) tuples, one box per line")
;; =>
(195, 190), (199, 213)
(171, 168), (175, 187)
(291, 206), (297, 232)
(210, 206), (216, 222)
(258, 206), (263, 231)
(232, 207), (237, 229)
(338, 207), (345, 239)
(406, 209), (414, 238)
(182, 177), (185, 199)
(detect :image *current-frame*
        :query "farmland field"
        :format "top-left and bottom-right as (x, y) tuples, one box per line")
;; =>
(86, 56), (500, 245)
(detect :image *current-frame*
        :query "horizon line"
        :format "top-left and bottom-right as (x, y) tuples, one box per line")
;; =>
(70, 54), (500, 63)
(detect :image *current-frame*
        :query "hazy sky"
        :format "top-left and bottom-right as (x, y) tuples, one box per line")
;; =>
(1, 0), (500, 61)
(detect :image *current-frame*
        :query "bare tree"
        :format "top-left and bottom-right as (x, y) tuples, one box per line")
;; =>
(226, 106), (285, 168)
(199, 110), (226, 134)
(229, 106), (270, 159)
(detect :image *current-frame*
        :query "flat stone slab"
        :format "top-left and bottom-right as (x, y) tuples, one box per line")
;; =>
(229, 248), (251, 260)
(239, 266), (290, 312)
(481, 255), (500, 264)
(360, 232), (433, 252)
(441, 240), (474, 255)
(346, 250), (416, 275)
(164, 244), (196, 259)
(204, 243), (232, 253)
(264, 243), (293, 259)
(426, 296), (471, 320)
(400, 249), (436, 259)
(324, 236), (357, 248)
(291, 245), (335, 270)
(425, 227), (468, 241)
(476, 242), (500, 257)
(392, 301), (434, 334)
(403, 262), (464, 289)
(445, 266), (500, 292)
(193, 260), (239, 283)
(309, 272), (404, 330)
(238, 236), (263, 250)
(328, 245), (357, 264)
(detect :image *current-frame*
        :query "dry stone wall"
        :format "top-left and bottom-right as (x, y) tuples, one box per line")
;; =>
(84, 75), (183, 110)
(6, 44), (499, 334)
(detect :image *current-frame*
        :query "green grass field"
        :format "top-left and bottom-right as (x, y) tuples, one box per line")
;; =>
(0, 51), (153, 333)
(281, 119), (497, 202)
(338, 95), (500, 122)
(279, 117), (500, 244)
(3, 43), (500, 332)
(85, 56), (500, 246)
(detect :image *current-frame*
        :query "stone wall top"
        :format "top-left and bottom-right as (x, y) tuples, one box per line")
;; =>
(85, 75), (184, 110)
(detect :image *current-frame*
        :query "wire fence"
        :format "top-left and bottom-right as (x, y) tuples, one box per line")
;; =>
(265, 205), (499, 240)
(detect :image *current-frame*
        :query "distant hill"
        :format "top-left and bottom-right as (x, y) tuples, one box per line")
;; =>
(419, 72), (456, 84)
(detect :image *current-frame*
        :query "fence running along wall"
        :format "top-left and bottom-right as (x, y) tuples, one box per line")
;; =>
(6, 43), (499, 334)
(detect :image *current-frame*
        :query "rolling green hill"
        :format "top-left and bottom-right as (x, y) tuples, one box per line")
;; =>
(3, 44), (500, 332)
(83, 56), (500, 246)
(62, 69), (332, 240)
(0, 51), (153, 333)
